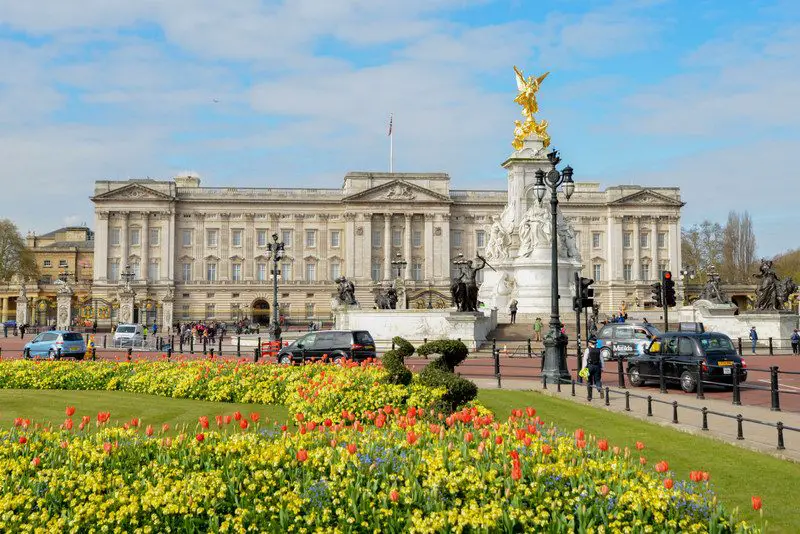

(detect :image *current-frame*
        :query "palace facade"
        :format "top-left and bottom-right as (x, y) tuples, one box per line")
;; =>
(88, 171), (683, 327)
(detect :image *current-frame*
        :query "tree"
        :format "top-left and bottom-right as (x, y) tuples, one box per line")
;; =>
(681, 220), (723, 282)
(0, 219), (37, 282)
(721, 211), (757, 283)
(773, 248), (800, 281)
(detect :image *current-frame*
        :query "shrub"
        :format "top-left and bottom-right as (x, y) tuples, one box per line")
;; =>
(416, 340), (468, 371)
(417, 339), (476, 410)
(382, 336), (414, 386)
(392, 336), (415, 358)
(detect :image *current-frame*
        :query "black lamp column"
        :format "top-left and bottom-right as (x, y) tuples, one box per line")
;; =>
(533, 150), (575, 384)
(266, 234), (285, 341)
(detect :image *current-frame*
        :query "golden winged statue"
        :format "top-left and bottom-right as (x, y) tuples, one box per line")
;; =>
(512, 66), (551, 150)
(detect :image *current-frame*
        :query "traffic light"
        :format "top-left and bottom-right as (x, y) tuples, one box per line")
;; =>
(663, 271), (676, 307)
(580, 277), (595, 309)
(651, 282), (663, 307)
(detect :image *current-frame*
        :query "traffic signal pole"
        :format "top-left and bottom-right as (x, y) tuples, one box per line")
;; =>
(663, 290), (669, 333)
(574, 272), (583, 359)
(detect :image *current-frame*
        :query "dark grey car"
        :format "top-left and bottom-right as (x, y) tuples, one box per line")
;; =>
(595, 322), (662, 361)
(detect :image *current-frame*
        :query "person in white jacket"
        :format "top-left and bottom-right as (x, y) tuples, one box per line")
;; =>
(582, 337), (605, 398)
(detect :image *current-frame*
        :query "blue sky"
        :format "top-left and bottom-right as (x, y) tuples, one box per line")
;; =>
(0, 0), (798, 256)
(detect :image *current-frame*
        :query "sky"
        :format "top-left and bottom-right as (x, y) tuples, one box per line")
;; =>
(0, 0), (798, 257)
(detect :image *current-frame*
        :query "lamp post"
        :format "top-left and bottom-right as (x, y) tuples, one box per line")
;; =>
(58, 268), (73, 284)
(427, 281), (433, 309)
(533, 149), (575, 384)
(120, 266), (135, 287)
(265, 233), (285, 341)
(391, 253), (407, 280)
(680, 266), (696, 307)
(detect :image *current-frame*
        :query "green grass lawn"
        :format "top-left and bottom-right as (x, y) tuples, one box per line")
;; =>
(0, 389), (289, 432)
(479, 389), (799, 533)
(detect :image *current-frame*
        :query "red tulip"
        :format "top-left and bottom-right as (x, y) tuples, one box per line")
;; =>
(542, 444), (552, 456)
(664, 478), (674, 489)
(526, 407), (536, 417)
(145, 425), (154, 437)
(31, 456), (41, 468)
(196, 433), (205, 442)
(323, 418), (333, 427)
(576, 439), (586, 449)
(64, 418), (74, 430)
(280, 424), (288, 432)
(18, 436), (27, 445)
(390, 490), (400, 502)
(103, 442), (112, 454)
(495, 436), (504, 445)
(65, 406), (76, 417)
(511, 466), (522, 481)
(464, 431), (474, 443)
(481, 428), (491, 439)
(215, 415), (223, 427)
(224, 415), (232, 425)
(635, 441), (645, 450)
(575, 428), (585, 440)
(509, 450), (519, 460)
(82, 415), (90, 425)
(600, 484), (610, 496)
(640, 456), (647, 465)
(239, 419), (249, 430)
(199, 416), (209, 429)
(347, 443), (357, 455)
(233, 411), (242, 421)
(296, 449), (308, 462)
(406, 431), (418, 445)
(162, 423), (170, 433)
(249, 412), (260, 423)
(597, 439), (609, 452)
(523, 437), (532, 447)
(13, 417), (22, 427)
(751, 496), (762, 511)
(295, 413), (305, 422)
(654, 461), (669, 473)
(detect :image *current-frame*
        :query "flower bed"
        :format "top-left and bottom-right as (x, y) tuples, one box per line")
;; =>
(0, 360), (445, 422)
(0, 405), (755, 532)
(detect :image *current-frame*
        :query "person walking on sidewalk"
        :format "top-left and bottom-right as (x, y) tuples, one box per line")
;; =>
(749, 326), (758, 354)
(792, 329), (800, 355)
(533, 317), (542, 342)
(582, 337), (604, 398)
(509, 300), (518, 324)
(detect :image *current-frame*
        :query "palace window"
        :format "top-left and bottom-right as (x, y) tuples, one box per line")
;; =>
(640, 233), (648, 248)
(451, 230), (463, 248)
(281, 261), (292, 282)
(59, 259), (68, 268)
(257, 263), (267, 281)
(329, 261), (341, 281)
(181, 305), (190, 320)
(231, 303), (241, 320)
(411, 262), (423, 281)
(207, 229), (218, 247)
(658, 232), (667, 248)
(182, 263), (192, 282)
(593, 263), (601, 282)
(281, 229), (292, 247)
(306, 229), (316, 248)
(232, 263), (242, 282)
(150, 228), (160, 246)
(130, 228), (141, 246)
(131, 261), (141, 280)
(182, 229), (192, 247)
(412, 230), (422, 248)
(476, 230), (485, 248)
(205, 303), (215, 320)
(43, 259), (51, 268)
(110, 228), (120, 246)
(623, 232), (632, 248)
(372, 230), (382, 248)
(640, 262), (650, 281)
(592, 232), (601, 249)
(109, 261), (120, 281)
(623, 263), (632, 281)
(392, 229), (402, 247)
(147, 260), (159, 281)
(305, 303), (314, 319)
(232, 229), (243, 247)
(257, 230), (267, 247)
(206, 263), (217, 281)
(305, 262), (316, 281)
(330, 230), (341, 248)
(371, 262), (382, 282)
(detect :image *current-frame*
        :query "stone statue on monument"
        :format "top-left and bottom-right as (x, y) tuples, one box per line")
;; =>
(484, 222), (511, 261)
(375, 283), (398, 310)
(462, 256), (487, 312)
(753, 259), (781, 310)
(335, 276), (358, 306)
(517, 204), (552, 257)
(698, 272), (729, 304)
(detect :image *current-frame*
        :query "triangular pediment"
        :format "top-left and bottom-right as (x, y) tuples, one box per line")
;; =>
(343, 180), (451, 203)
(610, 190), (684, 207)
(93, 183), (174, 202)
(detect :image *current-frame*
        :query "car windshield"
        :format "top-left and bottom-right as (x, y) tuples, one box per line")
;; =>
(354, 332), (374, 345)
(116, 326), (135, 334)
(62, 333), (83, 341)
(699, 334), (735, 354)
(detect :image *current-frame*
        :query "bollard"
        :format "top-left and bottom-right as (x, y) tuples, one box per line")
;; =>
(736, 414), (744, 440)
(91, 347), (96, 361)
(127, 347), (132, 361)
(492, 338), (497, 361)
(701, 407), (709, 430)
(617, 356), (625, 388)
(257, 337), (261, 359)
(254, 347), (260, 363)
(769, 337), (774, 355)
(542, 374), (547, 390)
(167, 347), (172, 361)
(696, 361), (705, 400)
(604, 387), (610, 406)
(24, 347), (31, 359)
(737, 337), (743, 356)
(777, 422), (785, 450)
(659, 359), (667, 394)
(492, 346), (501, 376)
(85, 333), (89, 343)
(56, 348), (62, 360)
(527, 338), (532, 358)
(557, 378), (562, 392)
(170, 336), (175, 350)
(770, 366), (781, 412)
(203, 339), (208, 355)
(672, 401), (679, 424)
(732, 362), (742, 406)
(218, 336), (222, 355)
(190, 336), (194, 355)
(180, 336), (184, 354)
(0, 348), (2, 359)
(625, 391), (631, 411)
(237, 336), (241, 358)
(209, 348), (215, 359)
(103, 335), (107, 348)
(571, 379), (576, 397)
(647, 395), (653, 417)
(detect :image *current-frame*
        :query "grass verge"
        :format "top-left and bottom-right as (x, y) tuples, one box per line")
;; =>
(0, 389), (289, 431)
(479, 389), (799, 533)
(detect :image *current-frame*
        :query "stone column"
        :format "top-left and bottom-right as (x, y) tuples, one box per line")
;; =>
(141, 212), (150, 282)
(357, 214), (372, 282)
(633, 216), (641, 281)
(56, 284), (73, 331)
(194, 213), (205, 281)
(160, 212), (171, 281)
(245, 213), (256, 281)
(344, 213), (356, 278)
(118, 286), (136, 325)
(424, 213), (434, 280)
(95, 211), (109, 281)
(607, 214), (622, 281)
(162, 291), (174, 332)
(438, 213), (451, 282)
(383, 214), (392, 281)
(294, 214), (304, 280)
(220, 214), (230, 281)
(668, 216), (680, 274)
(120, 212), (129, 271)
(650, 218), (658, 281)
(1, 297), (7, 322)
(319, 215), (329, 281)
(404, 214), (412, 280)
(16, 295), (29, 326)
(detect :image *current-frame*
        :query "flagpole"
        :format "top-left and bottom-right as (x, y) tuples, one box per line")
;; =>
(388, 113), (394, 173)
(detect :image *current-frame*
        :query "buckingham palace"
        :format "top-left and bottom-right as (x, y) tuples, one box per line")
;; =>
(89, 170), (683, 327)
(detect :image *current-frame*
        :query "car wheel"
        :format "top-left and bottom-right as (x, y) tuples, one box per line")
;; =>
(628, 366), (644, 387)
(680, 371), (697, 393)
(279, 355), (291, 365)
(332, 356), (344, 365)
(600, 347), (613, 361)
(48, 349), (57, 361)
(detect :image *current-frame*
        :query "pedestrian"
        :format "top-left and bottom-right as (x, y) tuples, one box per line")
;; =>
(19, 324), (26, 338)
(509, 300), (518, 324)
(533, 317), (542, 342)
(749, 326), (758, 354)
(2, 323), (7, 338)
(582, 337), (604, 398)
(152, 321), (158, 337)
(791, 329), (800, 355)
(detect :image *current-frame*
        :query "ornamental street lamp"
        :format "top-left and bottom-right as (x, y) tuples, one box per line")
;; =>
(391, 253), (407, 280)
(120, 265), (135, 287)
(58, 268), (73, 284)
(427, 281), (433, 309)
(265, 233), (285, 341)
(533, 149), (575, 384)
(680, 266), (696, 306)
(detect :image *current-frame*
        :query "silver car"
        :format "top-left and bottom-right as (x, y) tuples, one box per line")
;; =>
(595, 322), (661, 361)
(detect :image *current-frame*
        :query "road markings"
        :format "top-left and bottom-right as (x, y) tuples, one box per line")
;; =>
(758, 379), (800, 391)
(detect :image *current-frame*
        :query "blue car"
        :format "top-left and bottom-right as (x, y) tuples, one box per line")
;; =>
(24, 330), (86, 360)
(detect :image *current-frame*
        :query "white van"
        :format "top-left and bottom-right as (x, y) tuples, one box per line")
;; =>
(114, 324), (144, 347)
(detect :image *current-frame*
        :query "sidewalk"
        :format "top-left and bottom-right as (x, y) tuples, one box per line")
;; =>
(472, 377), (800, 462)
